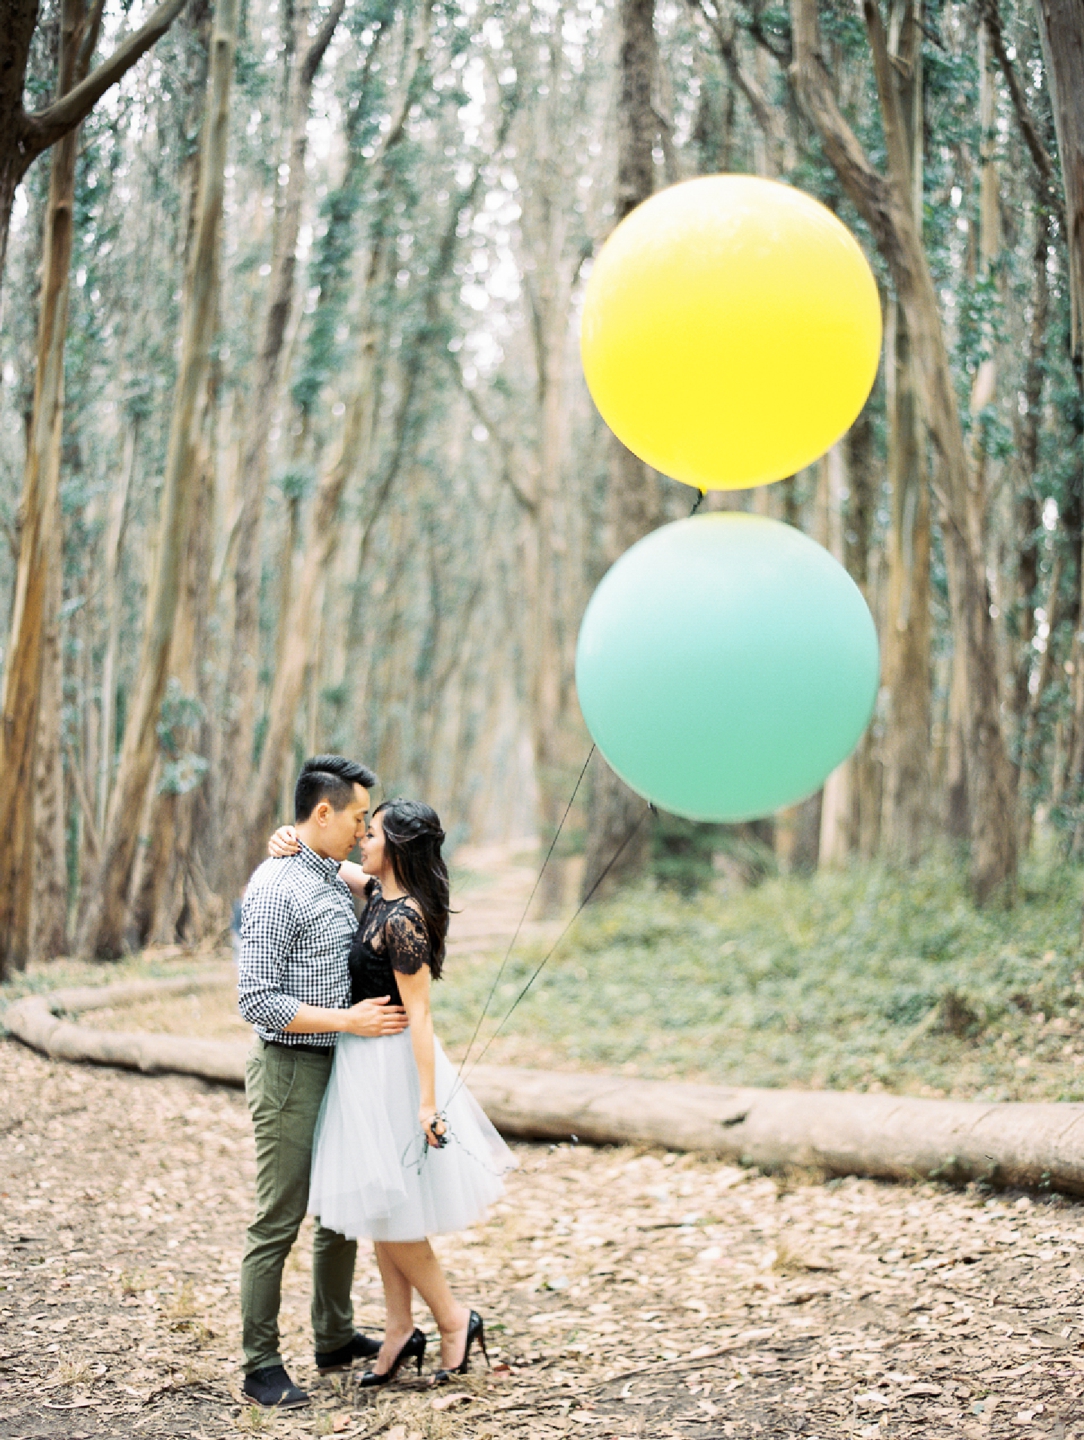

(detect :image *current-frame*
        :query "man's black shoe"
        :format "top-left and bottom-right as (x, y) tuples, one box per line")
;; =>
(315, 1331), (382, 1373)
(242, 1365), (310, 1408)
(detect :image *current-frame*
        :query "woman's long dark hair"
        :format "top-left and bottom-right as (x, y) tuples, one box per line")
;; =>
(375, 799), (449, 978)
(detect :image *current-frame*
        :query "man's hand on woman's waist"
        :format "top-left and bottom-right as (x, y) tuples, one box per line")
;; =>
(284, 996), (408, 1037)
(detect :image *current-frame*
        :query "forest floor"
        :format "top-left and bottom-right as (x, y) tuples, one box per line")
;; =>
(5, 846), (1084, 1438)
(4, 1036), (1084, 1440)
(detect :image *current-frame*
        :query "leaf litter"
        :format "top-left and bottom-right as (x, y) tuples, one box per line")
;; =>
(4, 1040), (1084, 1438)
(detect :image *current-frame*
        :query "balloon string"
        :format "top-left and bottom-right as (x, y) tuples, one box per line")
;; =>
(449, 745), (597, 1091)
(446, 803), (653, 1106)
(690, 488), (706, 515)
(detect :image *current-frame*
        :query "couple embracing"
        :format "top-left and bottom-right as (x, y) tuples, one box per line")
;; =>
(236, 755), (513, 1408)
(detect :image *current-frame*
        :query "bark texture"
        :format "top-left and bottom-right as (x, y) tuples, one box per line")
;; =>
(790, 0), (1018, 903)
(76, 0), (238, 958)
(0, 0), (90, 977)
(582, 0), (662, 903)
(219, 0), (345, 897)
(0, 0), (185, 295)
(1032, 0), (1084, 358)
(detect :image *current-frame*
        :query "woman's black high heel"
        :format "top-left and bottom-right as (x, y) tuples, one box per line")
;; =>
(432, 1310), (489, 1384)
(357, 1328), (427, 1387)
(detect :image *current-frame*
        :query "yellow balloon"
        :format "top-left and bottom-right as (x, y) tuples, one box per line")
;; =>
(580, 175), (883, 490)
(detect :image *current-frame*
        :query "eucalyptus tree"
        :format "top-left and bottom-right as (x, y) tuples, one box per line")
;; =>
(0, 0), (186, 300)
(234, 0), (522, 875)
(0, 0), (186, 974)
(217, 0), (347, 873)
(1031, 0), (1083, 365)
(77, 0), (239, 958)
(581, 0), (665, 900)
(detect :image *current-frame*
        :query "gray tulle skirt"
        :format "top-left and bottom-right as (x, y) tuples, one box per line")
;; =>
(308, 1030), (515, 1242)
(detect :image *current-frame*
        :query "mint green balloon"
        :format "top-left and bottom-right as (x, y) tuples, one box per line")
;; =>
(575, 513), (879, 822)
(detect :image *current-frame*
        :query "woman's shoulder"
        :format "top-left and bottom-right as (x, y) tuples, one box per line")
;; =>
(385, 895), (430, 971)
(389, 891), (423, 915)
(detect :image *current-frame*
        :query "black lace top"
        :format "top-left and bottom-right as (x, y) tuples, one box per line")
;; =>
(347, 878), (431, 1007)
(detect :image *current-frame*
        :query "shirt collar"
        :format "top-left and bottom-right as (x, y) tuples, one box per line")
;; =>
(296, 840), (343, 884)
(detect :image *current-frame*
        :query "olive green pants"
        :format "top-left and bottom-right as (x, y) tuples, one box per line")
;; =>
(240, 1039), (357, 1373)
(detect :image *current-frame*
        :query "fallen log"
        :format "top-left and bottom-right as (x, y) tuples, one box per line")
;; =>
(4, 972), (248, 1086)
(467, 1065), (1084, 1195)
(7, 975), (1084, 1195)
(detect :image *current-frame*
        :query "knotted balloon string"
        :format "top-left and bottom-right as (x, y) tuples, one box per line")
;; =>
(400, 1113), (518, 1180)
(690, 488), (706, 515)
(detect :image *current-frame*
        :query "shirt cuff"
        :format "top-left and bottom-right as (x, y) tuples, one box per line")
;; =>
(239, 990), (301, 1033)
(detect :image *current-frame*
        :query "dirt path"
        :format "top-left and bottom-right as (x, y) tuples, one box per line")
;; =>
(6, 851), (1084, 1437)
(4, 1037), (1084, 1440)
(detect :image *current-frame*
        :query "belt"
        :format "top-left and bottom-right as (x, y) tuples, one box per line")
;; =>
(262, 1037), (334, 1056)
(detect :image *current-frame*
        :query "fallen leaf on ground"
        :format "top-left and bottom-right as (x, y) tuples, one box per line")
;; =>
(431, 1391), (473, 1411)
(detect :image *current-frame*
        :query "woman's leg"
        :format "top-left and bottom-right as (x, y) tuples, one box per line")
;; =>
(371, 1242), (416, 1374)
(379, 1240), (471, 1366)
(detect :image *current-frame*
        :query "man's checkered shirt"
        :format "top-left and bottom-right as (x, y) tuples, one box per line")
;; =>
(237, 843), (358, 1047)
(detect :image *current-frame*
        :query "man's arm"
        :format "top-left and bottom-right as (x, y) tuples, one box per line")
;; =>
(237, 881), (304, 1033)
(237, 876), (407, 1037)
(284, 998), (408, 1036)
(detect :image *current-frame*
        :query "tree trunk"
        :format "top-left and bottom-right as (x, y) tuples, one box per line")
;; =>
(219, 0), (345, 892)
(582, 0), (662, 904)
(137, 411), (219, 946)
(19, 977), (1084, 1200)
(31, 486), (67, 960)
(528, 307), (572, 915)
(1013, 210), (1050, 849)
(790, 0), (1018, 903)
(881, 306), (931, 860)
(76, 0), (238, 958)
(0, 0), (87, 978)
(844, 413), (882, 858)
(879, 0), (931, 864)
(242, 377), (376, 876)
(96, 415), (138, 828)
(1032, 0), (1084, 359)
(817, 445), (854, 865)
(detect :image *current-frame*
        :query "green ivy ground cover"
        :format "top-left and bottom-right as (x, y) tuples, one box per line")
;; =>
(435, 849), (1084, 1103)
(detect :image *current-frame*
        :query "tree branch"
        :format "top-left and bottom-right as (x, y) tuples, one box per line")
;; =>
(788, 0), (897, 249)
(979, 0), (1064, 224)
(374, 0), (436, 163)
(688, 0), (785, 152)
(301, 0), (347, 90)
(75, 0), (108, 79)
(19, 0), (185, 164)
(862, 0), (914, 200)
(448, 362), (538, 516)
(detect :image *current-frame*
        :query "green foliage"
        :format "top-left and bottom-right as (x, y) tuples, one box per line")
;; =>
(436, 851), (1084, 1101)
(156, 680), (208, 796)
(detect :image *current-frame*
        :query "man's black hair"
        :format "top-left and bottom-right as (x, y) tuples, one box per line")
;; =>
(294, 755), (378, 822)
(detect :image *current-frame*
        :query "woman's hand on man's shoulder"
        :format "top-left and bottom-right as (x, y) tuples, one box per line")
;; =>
(269, 825), (301, 859)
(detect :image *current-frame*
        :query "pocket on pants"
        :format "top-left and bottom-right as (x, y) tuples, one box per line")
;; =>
(248, 1044), (297, 1118)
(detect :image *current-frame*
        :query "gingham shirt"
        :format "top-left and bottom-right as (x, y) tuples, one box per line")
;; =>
(237, 843), (358, 1047)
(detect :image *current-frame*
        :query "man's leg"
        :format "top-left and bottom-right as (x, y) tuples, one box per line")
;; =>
(240, 1042), (335, 1373)
(312, 1222), (358, 1354)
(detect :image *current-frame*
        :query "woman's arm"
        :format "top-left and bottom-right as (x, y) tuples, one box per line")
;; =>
(336, 859), (372, 897)
(267, 826), (372, 898)
(395, 967), (443, 1146)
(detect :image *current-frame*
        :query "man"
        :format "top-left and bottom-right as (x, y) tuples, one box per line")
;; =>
(237, 754), (409, 1409)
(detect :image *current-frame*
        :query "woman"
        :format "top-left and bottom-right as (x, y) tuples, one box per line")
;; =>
(268, 800), (514, 1386)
